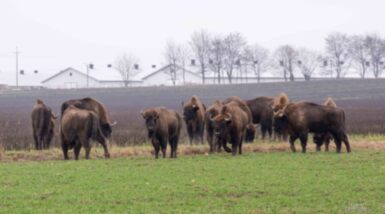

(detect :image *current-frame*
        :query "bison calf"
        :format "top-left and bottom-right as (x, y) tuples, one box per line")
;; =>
(60, 105), (110, 160)
(141, 107), (182, 158)
(31, 99), (57, 150)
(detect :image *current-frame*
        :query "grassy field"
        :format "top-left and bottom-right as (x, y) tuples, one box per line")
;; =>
(1, 140), (385, 213)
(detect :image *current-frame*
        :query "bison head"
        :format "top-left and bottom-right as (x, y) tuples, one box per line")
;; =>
(183, 104), (199, 122)
(211, 113), (232, 139)
(272, 109), (288, 134)
(141, 109), (159, 137)
(245, 123), (258, 142)
(272, 93), (289, 112)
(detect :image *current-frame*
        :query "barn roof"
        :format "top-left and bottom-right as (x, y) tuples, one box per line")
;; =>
(139, 64), (201, 80)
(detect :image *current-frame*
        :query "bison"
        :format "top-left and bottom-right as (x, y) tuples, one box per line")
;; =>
(223, 96), (257, 142)
(182, 96), (206, 145)
(272, 93), (351, 153)
(60, 105), (110, 160)
(244, 96), (275, 140)
(211, 101), (249, 156)
(31, 99), (57, 150)
(141, 107), (182, 158)
(205, 100), (231, 153)
(61, 97), (116, 138)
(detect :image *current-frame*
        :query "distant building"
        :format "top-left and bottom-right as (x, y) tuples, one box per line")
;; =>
(137, 64), (202, 86)
(41, 67), (143, 89)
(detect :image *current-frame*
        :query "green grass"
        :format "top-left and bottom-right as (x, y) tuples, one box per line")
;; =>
(1, 151), (385, 213)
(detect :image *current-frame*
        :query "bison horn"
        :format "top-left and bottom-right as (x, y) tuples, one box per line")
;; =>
(110, 121), (117, 127)
(224, 114), (232, 121)
(51, 113), (58, 119)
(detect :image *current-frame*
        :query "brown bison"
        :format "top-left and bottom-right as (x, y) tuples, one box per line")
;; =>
(211, 101), (249, 156)
(182, 96), (206, 145)
(223, 96), (257, 142)
(205, 100), (231, 153)
(313, 97), (337, 152)
(61, 97), (116, 138)
(244, 96), (275, 139)
(60, 105), (110, 160)
(141, 107), (182, 158)
(272, 93), (351, 153)
(31, 99), (57, 150)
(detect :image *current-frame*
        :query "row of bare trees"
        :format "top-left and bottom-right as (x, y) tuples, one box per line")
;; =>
(114, 31), (385, 86)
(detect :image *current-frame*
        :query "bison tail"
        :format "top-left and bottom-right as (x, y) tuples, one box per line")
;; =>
(88, 113), (101, 141)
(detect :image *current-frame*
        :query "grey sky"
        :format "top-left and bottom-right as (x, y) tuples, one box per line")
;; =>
(0, 0), (384, 82)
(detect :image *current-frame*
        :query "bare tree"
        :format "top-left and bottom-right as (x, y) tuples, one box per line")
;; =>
(164, 40), (180, 86)
(114, 53), (139, 87)
(274, 45), (297, 81)
(177, 44), (191, 85)
(348, 35), (369, 78)
(325, 33), (350, 79)
(209, 35), (226, 84)
(297, 48), (321, 81)
(223, 32), (247, 83)
(365, 34), (385, 78)
(243, 44), (270, 82)
(190, 30), (211, 84)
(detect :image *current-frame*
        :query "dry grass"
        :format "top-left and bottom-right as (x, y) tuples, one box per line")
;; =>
(2, 137), (385, 162)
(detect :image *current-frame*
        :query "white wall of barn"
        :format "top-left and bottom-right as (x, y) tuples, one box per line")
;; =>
(42, 69), (101, 89)
(142, 68), (202, 86)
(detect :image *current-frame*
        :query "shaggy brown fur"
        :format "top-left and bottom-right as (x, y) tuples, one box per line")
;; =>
(61, 97), (116, 138)
(182, 96), (206, 145)
(31, 99), (57, 150)
(141, 107), (182, 158)
(60, 105), (110, 160)
(223, 96), (257, 142)
(244, 96), (275, 139)
(273, 101), (351, 153)
(205, 100), (233, 153)
(313, 97), (338, 151)
(211, 101), (249, 156)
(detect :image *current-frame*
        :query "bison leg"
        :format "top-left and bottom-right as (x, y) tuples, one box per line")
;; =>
(170, 137), (178, 158)
(231, 137), (239, 156)
(261, 126), (267, 140)
(315, 143), (322, 152)
(207, 132), (214, 153)
(299, 134), (308, 153)
(160, 138), (167, 158)
(238, 136), (243, 155)
(151, 139), (160, 159)
(325, 139), (330, 152)
(342, 133), (351, 153)
(100, 141), (110, 159)
(74, 143), (82, 160)
(61, 143), (69, 160)
(289, 135), (298, 153)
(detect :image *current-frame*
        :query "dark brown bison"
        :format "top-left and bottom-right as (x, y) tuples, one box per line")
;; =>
(223, 96), (257, 142)
(205, 100), (231, 153)
(313, 97), (337, 152)
(272, 94), (351, 153)
(211, 101), (249, 156)
(182, 95), (206, 145)
(244, 96), (275, 139)
(271, 94), (289, 141)
(61, 97), (116, 138)
(60, 105), (110, 160)
(141, 107), (182, 158)
(31, 99), (57, 150)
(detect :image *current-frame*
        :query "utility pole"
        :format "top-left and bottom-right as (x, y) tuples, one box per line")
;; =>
(15, 47), (20, 88)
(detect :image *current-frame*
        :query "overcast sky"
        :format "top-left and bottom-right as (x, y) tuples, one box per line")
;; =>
(0, 0), (384, 83)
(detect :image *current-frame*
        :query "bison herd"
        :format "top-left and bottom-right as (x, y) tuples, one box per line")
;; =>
(31, 93), (351, 160)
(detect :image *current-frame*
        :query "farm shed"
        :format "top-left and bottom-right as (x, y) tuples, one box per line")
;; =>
(41, 67), (143, 89)
(138, 64), (202, 86)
